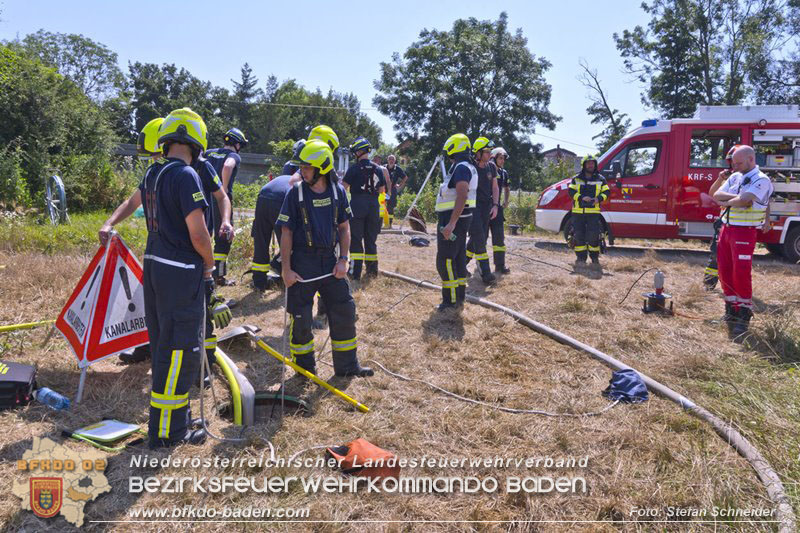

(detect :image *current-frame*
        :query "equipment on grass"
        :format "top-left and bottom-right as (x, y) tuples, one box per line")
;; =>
(243, 326), (369, 413)
(642, 270), (673, 315)
(214, 348), (254, 426)
(409, 236), (430, 247)
(0, 361), (36, 409)
(602, 369), (649, 404)
(326, 438), (400, 479)
(62, 419), (145, 452)
(44, 174), (69, 225)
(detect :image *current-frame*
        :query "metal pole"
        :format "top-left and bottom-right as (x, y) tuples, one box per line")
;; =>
(75, 367), (87, 403)
(398, 155), (442, 233)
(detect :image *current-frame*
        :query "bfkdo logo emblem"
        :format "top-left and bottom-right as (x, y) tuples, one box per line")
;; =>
(30, 478), (63, 518)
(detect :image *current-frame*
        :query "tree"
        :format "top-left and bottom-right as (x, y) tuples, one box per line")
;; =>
(578, 59), (632, 154)
(229, 63), (263, 144)
(614, 0), (798, 118)
(127, 62), (231, 146)
(0, 44), (119, 208)
(7, 30), (126, 102)
(373, 12), (559, 185)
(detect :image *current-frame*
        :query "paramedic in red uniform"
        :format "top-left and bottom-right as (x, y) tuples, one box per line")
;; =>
(712, 145), (773, 338)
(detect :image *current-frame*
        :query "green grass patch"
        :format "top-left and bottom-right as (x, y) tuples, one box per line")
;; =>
(0, 211), (147, 256)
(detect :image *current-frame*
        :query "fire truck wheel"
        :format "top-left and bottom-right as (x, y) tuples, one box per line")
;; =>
(563, 217), (575, 248)
(782, 226), (800, 264)
(764, 243), (783, 257)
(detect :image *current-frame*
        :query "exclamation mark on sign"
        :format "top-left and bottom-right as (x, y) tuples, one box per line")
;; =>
(80, 266), (101, 310)
(118, 266), (136, 312)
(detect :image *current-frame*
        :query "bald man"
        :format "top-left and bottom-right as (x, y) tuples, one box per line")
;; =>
(712, 145), (773, 338)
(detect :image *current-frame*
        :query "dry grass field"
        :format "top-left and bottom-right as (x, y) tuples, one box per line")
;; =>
(0, 215), (798, 531)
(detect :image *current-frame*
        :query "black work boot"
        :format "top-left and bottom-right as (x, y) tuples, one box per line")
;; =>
(479, 260), (496, 285)
(438, 288), (457, 311)
(349, 260), (362, 281)
(703, 274), (718, 291)
(294, 354), (316, 376)
(455, 286), (466, 307)
(119, 344), (151, 364)
(332, 353), (374, 377)
(731, 307), (753, 340)
(149, 428), (207, 449)
(721, 302), (735, 322)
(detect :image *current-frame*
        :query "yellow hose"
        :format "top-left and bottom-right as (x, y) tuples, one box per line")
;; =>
(249, 333), (369, 413)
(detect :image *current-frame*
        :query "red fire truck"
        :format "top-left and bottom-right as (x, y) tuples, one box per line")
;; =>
(535, 105), (800, 262)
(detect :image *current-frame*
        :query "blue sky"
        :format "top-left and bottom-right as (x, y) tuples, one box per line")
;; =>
(2, 0), (653, 154)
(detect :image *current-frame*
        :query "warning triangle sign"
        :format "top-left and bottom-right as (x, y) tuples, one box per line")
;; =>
(56, 234), (149, 367)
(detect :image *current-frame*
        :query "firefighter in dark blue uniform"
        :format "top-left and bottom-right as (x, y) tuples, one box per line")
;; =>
(489, 147), (511, 274)
(435, 134), (478, 311)
(205, 127), (247, 284)
(251, 173), (293, 290)
(101, 117), (232, 367)
(568, 155), (610, 266)
(385, 154), (407, 228)
(142, 108), (213, 447)
(465, 137), (499, 285)
(343, 137), (389, 280)
(277, 140), (373, 377)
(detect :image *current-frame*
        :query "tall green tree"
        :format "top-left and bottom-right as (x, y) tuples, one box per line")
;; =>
(229, 63), (263, 144)
(614, 0), (798, 117)
(7, 30), (126, 102)
(373, 12), (559, 185)
(578, 59), (632, 154)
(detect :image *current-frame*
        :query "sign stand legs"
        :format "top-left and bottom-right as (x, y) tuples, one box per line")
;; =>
(76, 367), (87, 403)
(398, 155), (443, 234)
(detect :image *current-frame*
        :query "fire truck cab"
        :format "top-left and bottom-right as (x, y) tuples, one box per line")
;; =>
(536, 105), (800, 262)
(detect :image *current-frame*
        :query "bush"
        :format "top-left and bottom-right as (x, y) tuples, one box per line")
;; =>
(394, 180), (438, 223)
(505, 191), (539, 230)
(0, 145), (30, 208)
(233, 182), (262, 210)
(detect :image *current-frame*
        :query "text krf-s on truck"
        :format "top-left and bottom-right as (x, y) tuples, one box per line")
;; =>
(536, 105), (800, 262)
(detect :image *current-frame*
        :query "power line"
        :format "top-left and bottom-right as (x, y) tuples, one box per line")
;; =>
(215, 97), (597, 149)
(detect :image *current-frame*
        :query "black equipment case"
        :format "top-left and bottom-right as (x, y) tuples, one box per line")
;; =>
(0, 361), (37, 409)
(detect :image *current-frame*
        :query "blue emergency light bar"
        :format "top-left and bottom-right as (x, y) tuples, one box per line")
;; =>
(642, 119), (658, 127)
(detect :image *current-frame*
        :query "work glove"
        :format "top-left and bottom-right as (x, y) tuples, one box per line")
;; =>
(210, 301), (232, 329)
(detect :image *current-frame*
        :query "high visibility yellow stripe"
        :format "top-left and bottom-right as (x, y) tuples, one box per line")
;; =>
(364, 254), (378, 261)
(435, 199), (477, 210)
(492, 246), (506, 252)
(290, 340), (314, 355)
(446, 259), (456, 303)
(704, 267), (718, 275)
(441, 280), (459, 288)
(331, 337), (357, 351)
(574, 245), (587, 251)
(204, 337), (217, 349)
(214, 253), (228, 261)
(457, 277), (467, 286)
(588, 245), (601, 252)
(160, 350), (183, 439)
(251, 262), (270, 272)
(466, 250), (475, 258)
(350, 252), (365, 260)
(475, 253), (489, 261)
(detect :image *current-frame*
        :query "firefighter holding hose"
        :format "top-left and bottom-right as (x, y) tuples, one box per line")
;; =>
(568, 155), (610, 267)
(277, 139), (373, 377)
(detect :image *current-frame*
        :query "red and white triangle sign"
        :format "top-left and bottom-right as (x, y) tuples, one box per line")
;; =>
(56, 234), (149, 367)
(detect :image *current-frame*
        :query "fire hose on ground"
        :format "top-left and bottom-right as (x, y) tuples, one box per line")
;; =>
(379, 269), (796, 533)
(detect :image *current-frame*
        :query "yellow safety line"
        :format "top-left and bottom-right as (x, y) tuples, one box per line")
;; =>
(0, 319), (56, 333)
